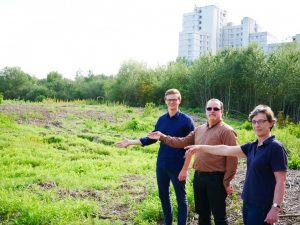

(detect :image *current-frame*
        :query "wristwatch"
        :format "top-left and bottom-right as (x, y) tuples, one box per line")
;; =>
(272, 203), (281, 208)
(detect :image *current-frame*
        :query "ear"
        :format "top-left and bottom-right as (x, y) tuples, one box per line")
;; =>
(270, 121), (275, 129)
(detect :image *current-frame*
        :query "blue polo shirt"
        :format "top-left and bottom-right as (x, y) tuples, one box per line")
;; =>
(241, 135), (288, 207)
(140, 111), (194, 170)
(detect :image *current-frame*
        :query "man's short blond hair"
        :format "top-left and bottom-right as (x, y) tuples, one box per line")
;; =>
(165, 89), (182, 101)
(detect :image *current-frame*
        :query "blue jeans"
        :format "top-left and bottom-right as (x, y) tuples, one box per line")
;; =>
(156, 166), (187, 225)
(242, 202), (271, 225)
(193, 171), (228, 225)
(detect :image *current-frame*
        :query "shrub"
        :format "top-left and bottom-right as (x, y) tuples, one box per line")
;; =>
(143, 102), (156, 117)
(287, 124), (300, 138)
(241, 121), (252, 130)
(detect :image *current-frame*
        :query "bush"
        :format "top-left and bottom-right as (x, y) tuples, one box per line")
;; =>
(35, 95), (46, 102)
(143, 102), (156, 117)
(241, 121), (252, 130)
(287, 124), (300, 138)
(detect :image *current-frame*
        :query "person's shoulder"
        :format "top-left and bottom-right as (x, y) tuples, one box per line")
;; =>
(220, 122), (235, 132)
(268, 137), (286, 151)
(156, 113), (168, 123)
(195, 123), (207, 131)
(158, 112), (168, 119)
(241, 141), (256, 153)
(270, 136), (283, 145)
(243, 140), (256, 147)
(179, 112), (194, 121)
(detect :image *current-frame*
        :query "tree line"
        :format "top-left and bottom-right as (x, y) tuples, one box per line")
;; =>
(0, 43), (299, 121)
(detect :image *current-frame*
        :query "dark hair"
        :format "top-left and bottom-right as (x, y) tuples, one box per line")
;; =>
(249, 105), (276, 130)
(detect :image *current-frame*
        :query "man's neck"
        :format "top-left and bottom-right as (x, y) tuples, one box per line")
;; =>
(168, 109), (179, 117)
(208, 119), (221, 128)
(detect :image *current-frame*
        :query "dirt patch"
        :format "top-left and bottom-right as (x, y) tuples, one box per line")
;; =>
(38, 181), (57, 189)
(57, 188), (107, 202)
(119, 174), (148, 203)
(0, 103), (129, 129)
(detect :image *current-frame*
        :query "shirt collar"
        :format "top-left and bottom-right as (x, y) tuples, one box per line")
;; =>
(206, 119), (223, 128)
(167, 110), (181, 119)
(255, 135), (275, 146)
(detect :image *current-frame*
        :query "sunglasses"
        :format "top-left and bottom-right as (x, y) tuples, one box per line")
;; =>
(206, 107), (221, 111)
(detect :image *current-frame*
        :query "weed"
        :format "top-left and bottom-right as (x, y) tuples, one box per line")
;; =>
(287, 123), (300, 138)
(143, 102), (156, 117)
(44, 135), (64, 144)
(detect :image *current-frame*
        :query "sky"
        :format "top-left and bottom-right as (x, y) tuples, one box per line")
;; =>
(0, 0), (299, 79)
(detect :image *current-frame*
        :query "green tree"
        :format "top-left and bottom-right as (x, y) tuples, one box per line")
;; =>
(0, 67), (32, 99)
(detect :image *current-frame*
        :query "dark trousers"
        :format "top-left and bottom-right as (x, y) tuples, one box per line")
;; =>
(156, 166), (187, 225)
(242, 202), (270, 225)
(193, 171), (228, 225)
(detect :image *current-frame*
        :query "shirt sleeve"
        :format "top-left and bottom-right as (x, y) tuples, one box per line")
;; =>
(221, 129), (238, 188)
(160, 130), (195, 148)
(140, 136), (157, 146)
(240, 142), (252, 157)
(271, 143), (288, 172)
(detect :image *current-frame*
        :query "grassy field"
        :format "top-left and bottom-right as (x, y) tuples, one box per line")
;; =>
(0, 100), (299, 225)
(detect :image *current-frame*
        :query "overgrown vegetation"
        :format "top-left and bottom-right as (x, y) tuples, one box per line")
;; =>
(0, 101), (299, 224)
(1, 43), (299, 121)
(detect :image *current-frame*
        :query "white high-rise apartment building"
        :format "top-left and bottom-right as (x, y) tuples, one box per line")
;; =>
(178, 5), (227, 61)
(179, 5), (299, 60)
(222, 17), (278, 51)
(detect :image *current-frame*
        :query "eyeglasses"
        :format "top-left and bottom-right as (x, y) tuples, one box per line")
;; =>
(206, 107), (221, 111)
(166, 98), (179, 102)
(251, 119), (268, 125)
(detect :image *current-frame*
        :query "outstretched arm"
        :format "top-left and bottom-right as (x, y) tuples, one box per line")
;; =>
(148, 130), (195, 148)
(185, 145), (246, 158)
(116, 138), (142, 148)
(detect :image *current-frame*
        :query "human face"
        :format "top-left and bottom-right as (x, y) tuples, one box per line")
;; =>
(206, 100), (223, 125)
(165, 94), (181, 112)
(251, 113), (273, 138)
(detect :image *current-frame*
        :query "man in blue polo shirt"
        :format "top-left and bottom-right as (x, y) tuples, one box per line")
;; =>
(116, 88), (194, 225)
